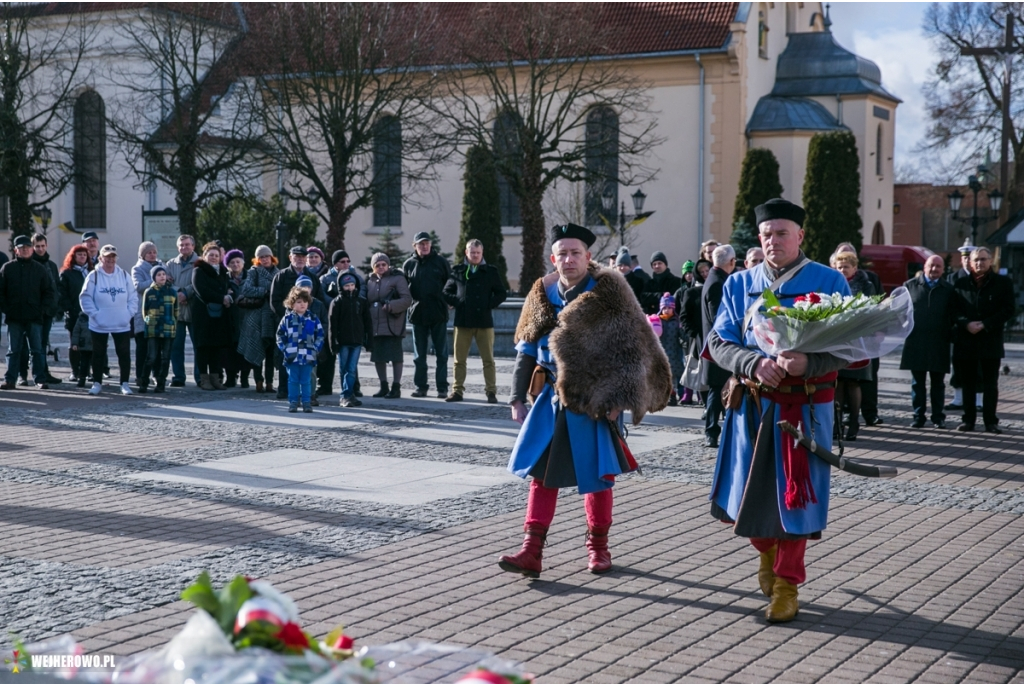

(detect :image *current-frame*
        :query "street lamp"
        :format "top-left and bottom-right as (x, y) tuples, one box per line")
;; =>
(947, 175), (1003, 245)
(35, 205), (51, 236)
(602, 187), (654, 248)
(275, 217), (288, 260)
(306, 186), (319, 212)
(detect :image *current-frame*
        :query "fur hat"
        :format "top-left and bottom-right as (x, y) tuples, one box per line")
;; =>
(551, 223), (596, 248)
(255, 244), (273, 258)
(755, 198), (806, 228)
(371, 252), (390, 267)
(222, 249), (244, 266)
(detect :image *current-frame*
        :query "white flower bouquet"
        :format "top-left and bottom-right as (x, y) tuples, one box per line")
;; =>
(753, 286), (914, 362)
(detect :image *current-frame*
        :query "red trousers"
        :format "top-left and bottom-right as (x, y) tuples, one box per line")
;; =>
(750, 537), (807, 585)
(525, 479), (612, 528)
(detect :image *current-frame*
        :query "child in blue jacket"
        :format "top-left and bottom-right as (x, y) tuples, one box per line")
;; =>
(276, 286), (325, 413)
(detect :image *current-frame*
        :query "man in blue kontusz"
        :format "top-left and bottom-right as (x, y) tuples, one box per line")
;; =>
(499, 223), (671, 579)
(705, 198), (852, 623)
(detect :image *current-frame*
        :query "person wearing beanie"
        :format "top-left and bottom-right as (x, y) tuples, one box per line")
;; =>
(78, 244), (138, 396)
(329, 271), (372, 408)
(367, 250), (412, 399)
(138, 262), (178, 393)
(129, 240), (165, 387)
(701, 244), (737, 447)
(614, 248), (645, 304)
(403, 234), (452, 398)
(269, 245), (323, 399)
(223, 249), (250, 389)
(680, 260), (696, 288)
(306, 246), (326, 277)
(0, 234), (58, 389)
(239, 245), (280, 393)
(318, 248), (366, 397)
(642, 249), (681, 315)
(654, 290), (683, 407)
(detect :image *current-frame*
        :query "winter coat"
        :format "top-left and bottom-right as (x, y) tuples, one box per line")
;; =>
(367, 267), (413, 338)
(951, 271), (1016, 361)
(79, 266), (137, 334)
(899, 274), (954, 374)
(164, 252), (198, 322)
(59, 266), (88, 326)
(642, 270), (683, 315)
(32, 251), (61, 317)
(329, 290), (371, 352)
(321, 266), (367, 302)
(143, 284), (178, 339)
(403, 249), (451, 326)
(270, 266), (323, 320)
(71, 313), (92, 351)
(658, 312), (685, 388)
(191, 260), (233, 348)
(238, 264), (278, 367)
(226, 271), (247, 344)
(623, 270), (646, 304)
(680, 284), (704, 344)
(276, 311), (325, 365)
(846, 268), (877, 298)
(0, 256), (57, 324)
(701, 266), (733, 387)
(132, 258), (163, 334)
(442, 262), (507, 329)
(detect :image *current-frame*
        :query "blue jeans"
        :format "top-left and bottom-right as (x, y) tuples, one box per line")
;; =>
(412, 321), (448, 392)
(337, 346), (362, 398)
(286, 363), (313, 406)
(911, 370), (946, 424)
(171, 321), (198, 384)
(5, 321), (46, 384)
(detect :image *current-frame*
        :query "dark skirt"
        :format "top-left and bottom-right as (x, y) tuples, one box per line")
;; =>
(528, 407), (632, 489)
(838, 364), (873, 382)
(371, 335), (404, 364)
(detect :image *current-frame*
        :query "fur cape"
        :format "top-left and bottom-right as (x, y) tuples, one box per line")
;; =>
(515, 262), (672, 424)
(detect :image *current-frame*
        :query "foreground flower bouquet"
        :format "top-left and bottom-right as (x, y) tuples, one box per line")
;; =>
(753, 287), (914, 361)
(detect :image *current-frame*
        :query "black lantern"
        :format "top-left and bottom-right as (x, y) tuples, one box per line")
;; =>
(947, 189), (964, 217)
(631, 188), (646, 215)
(601, 187), (614, 213)
(988, 188), (1003, 213)
(275, 218), (288, 260)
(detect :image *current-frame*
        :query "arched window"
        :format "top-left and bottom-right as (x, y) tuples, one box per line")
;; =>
(74, 90), (106, 229)
(585, 107), (619, 227)
(493, 110), (522, 227)
(872, 221), (885, 245)
(372, 115), (402, 227)
(875, 124), (883, 176)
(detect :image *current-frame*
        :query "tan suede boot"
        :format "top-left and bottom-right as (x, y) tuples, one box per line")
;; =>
(766, 577), (799, 623)
(210, 374), (226, 390)
(199, 374), (216, 391)
(758, 545), (778, 597)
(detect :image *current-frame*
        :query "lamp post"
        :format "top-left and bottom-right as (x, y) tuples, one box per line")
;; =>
(35, 205), (51, 236)
(601, 187), (653, 248)
(275, 218), (288, 260)
(947, 174), (1002, 246)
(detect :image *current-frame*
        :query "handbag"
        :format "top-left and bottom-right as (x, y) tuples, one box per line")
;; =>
(206, 303), (223, 318)
(681, 338), (709, 391)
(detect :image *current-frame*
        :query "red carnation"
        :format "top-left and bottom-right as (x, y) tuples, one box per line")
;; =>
(333, 633), (355, 650)
(807, 293), (821, 304)
(276, 622), (310, 650)
(794, 295), (806, 303)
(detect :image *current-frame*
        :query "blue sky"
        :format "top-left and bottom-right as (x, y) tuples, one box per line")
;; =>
(828, 2), (938, 178)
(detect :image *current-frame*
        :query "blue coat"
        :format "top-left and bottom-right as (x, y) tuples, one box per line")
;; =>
(709, 261), (850, 535)
(507, 278), (624, 495)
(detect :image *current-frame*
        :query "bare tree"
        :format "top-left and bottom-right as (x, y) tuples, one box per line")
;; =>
(922, 2), (1024, 204)
(254, 3), (450, 252)
(106, 3), (264, 236)
(436, 2), (661, 292)
(0, 4), (94, 240)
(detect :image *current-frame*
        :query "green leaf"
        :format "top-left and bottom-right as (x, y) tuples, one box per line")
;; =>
(181, 571), (220, 617)
(762, 288), (782, 310)
(216, 575), (254, 635)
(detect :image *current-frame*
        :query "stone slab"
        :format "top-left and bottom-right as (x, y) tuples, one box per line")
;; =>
(125, 449), (517, 504)
(121, 399), (431, 428)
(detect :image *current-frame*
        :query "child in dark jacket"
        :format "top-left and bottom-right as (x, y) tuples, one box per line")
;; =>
(71, 313), (93, 388)
(276, 286), (325, 413)
(328, 273), (372, 407)
(140, 265), (178, 393)
(655, 293), (684, 406)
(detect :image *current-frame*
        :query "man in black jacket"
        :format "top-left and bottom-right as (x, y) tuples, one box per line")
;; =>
(642, 251), (683, 315)
(442, 239), (507, 403)
(615, 248), (645, 304)
(700, 244), (737, 447)
(950, 247), (1016, 433)
(900, 255), (954, 429)
(269, 246), (323, 399)
(23, 233), (61, 384)
(403, 232), (452, 398)
(0, 235), (57, 389)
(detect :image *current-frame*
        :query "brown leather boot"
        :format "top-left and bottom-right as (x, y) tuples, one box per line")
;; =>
(586, 525), (612, 574)
(256, 380), (264, 393)
(498, 524), (547, 578)
(758, 545), (778, 597)
(766, 577), (799, 623)
(199, 374), (215, 391)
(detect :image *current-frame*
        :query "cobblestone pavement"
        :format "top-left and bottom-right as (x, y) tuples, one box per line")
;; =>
(0, 337), (1022, 683)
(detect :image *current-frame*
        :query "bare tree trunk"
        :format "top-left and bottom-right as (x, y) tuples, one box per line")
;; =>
(326, 182), (347, 251)
(519, 154), (546, 293)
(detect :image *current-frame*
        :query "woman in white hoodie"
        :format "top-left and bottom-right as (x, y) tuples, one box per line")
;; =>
(79, 244), (139, 395)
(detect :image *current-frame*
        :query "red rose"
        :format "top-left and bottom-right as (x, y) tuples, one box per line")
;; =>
(276, 622), (310, 650)
(794, 296), (806, 303)
(332, 634), (355, 650)
(807, 293), (821, 304)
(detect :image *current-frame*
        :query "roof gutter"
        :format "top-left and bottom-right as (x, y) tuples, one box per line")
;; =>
(697, 53), (706, 249)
